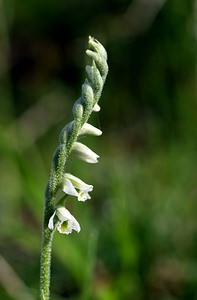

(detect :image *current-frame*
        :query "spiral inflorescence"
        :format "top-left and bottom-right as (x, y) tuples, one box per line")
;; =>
(46, 36), (108, 206)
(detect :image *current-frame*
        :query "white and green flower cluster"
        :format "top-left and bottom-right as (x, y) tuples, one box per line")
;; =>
(46, 37), (108, 235)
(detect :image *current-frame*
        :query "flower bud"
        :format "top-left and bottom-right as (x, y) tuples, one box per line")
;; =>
(79, 123), (102, 136)
(93, 103), (101, 112)
(72, 142), (99, 163)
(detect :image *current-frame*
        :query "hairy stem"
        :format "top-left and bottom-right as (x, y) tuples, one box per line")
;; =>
(40, 227), (54, 300)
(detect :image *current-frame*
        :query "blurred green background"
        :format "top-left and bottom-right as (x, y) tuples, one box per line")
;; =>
(0, 0), (197, 299)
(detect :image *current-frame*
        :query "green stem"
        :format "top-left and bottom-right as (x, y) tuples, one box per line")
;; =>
(39, 37), (108, 300)
(40, 210), (55, 300)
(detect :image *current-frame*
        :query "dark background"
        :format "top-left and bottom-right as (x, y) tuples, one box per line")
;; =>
(0, 1), (196, 299)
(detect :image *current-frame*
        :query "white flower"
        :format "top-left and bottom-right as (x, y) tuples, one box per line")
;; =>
(79, 123), (102, 136)
(72, 142), (99, 163)
(63, 173), (93, 201)
(93, 103), (100, 112)
(48, 207), (80, 234)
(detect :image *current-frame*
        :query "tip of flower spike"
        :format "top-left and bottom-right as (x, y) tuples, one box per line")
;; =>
(88, 36), (95, 44)
(87, 36), (107, 61)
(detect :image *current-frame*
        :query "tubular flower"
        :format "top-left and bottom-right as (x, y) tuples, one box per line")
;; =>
(63, 173), (93, 201)
(78, 123), (102, 136)
(72, 142), (99, 163)
(48, 207), (80, 234)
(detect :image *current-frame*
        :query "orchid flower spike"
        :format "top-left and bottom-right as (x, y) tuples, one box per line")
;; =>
(72, 142), (99, 163)
(48, 207), (80, 234)
(63, 173), (93, 201)
(40, 37), (108, 299)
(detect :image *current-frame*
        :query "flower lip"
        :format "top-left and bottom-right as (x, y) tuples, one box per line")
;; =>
(72, 142), (99, 164)
(48, 207), (81, 234)
(63, 173), (93, 201)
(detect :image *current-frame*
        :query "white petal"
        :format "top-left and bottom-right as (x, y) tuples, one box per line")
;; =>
(72, 142), (99, 164)
(93, 103), (100, 112)
(79, 123), (102, 136)
(68, 215), (81, 233)
(79, 185), (93, 192)
(56, 207), (81, 234)
(78, 191), (91, 201)
(56, 207), (72, 222)
(48, 212), (56, 230)
(64, 173), (92, 190)
(63, 178), (79, 197)
(64, 173), (85, 185)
